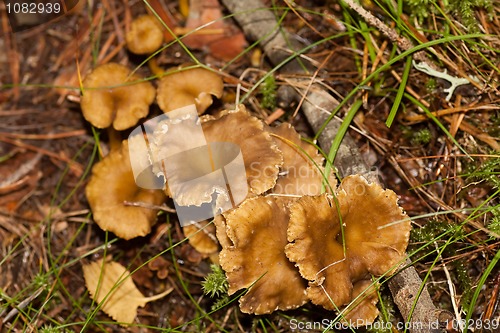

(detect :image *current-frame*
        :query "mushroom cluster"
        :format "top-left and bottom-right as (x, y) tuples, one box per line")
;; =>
(285, 175), (411, 323)
(216, 172), (410, 323)
(81, 62), (410, 326)
(80, 62), (225, 240)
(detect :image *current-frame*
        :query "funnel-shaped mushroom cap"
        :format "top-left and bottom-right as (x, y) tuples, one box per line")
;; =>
(80, 63), (155, 130)
(157, 67), (223, 115)
(285, 194), (352, 309)
(220, 196), (308, 314)
(126, 15), (163, 54)
(202, 106), (283, 195)
(85, 140), (166, 240)
(270, 123), (336, 196)
(285, 175), (410, 311)
(341, 280), (380, 326)
(340, 175), (411, 276)
(213, 214), (232, 249)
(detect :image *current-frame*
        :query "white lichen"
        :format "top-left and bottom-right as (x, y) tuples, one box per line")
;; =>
(413, 60), (480, 101)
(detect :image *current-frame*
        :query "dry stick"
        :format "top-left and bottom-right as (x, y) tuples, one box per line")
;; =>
(341, 0), (433, 68)
(220, 0), (451, 331)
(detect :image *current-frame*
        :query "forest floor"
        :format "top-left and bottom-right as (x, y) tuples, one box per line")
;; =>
(0, 0), (499, 332)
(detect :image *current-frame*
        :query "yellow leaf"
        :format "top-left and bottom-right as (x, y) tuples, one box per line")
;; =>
(83, 259), (172, 325)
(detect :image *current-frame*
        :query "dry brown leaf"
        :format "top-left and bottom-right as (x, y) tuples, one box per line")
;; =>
(83, 259), (173, 325)
(182, 0), (247, 61)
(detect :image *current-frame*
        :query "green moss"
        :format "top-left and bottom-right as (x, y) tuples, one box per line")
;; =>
(448, 0), (493, 33)
(403, 0), (493, 31)
(466, 153), (500, 189)
(202, 264), (228, 298)
(367, 288), (396, 333)
(487, 205), (500, 234)
(425, 78), (437, 92)
(259, 75), (277, 110)
(488, 111), (500, 137)
(404, 0), (437, 23)
(39, 325), (74, 333)
(411, 128), (432, 145)
(454, 260), (473, 310)
(411, 219), (455, 243)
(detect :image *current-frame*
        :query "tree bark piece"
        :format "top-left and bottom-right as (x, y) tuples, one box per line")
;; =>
(221, 0), (448, 331)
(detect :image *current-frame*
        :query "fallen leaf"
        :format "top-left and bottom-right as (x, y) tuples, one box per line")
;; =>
(182, 0), (247, 61)
(83, 259), (173, 325)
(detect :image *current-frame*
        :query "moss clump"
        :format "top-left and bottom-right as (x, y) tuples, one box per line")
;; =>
(487, 205), (500, 234)
(448, 0), (494, 33)
(39, 325), (74, 333)
(411, 219), (456, 244)
(403, 0), (493, 32)
(411, 128), (432, 145)
(202, 264), (228, 298)
(454, 260), (473, 310)
(466, 153), (500, 189)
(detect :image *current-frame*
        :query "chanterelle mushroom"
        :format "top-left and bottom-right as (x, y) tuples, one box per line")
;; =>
(141, 105), (249, 224)
(80, 63), (155, 131)
(270, 123), (336, 197)
(86, 139), (166, 240)
(126, 15), (164, 54)
(182, 221), (219, 257)
(285, 175), (411, 324)
(285, 194), (352, 308)
(342, 280), (380, 325)
(219, 196), (308, 314)
(156, 66), (223, 115)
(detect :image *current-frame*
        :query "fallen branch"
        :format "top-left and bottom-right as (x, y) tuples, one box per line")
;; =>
(220, 0), (451, 331)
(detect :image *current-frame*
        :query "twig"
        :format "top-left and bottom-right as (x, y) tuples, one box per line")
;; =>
(1, 286), (45, 324)
(341, 0), (430, 65)
(342, 0), (483, 99)
(436, 242), (463, 331)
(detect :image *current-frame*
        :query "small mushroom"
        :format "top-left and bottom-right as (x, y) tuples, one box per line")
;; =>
(285, 175), (410, 323)
(80, 63), (155, 131)
(270, 123), (336, 197)
(182, 221), (219, 257)
(86, 139), (166, 240)
(201, 106), (283, 195)
(126, 15), (164, 54)
(219, 196), (308, 314)
(156, 66), (223, 115)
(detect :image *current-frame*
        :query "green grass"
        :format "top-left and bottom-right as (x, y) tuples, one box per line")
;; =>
(1, 0), (499, 332)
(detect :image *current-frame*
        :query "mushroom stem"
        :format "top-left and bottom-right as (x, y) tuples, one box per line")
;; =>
(107, 127), (122, 152)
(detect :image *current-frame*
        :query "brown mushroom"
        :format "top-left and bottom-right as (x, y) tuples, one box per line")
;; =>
(86, 139), (166, 240)
(126, 15), (164, 54)
(270, 123), (336, 197)
(156, 66), (223, 115)
(340, 175), (411, 278)
(285, 194), (352, 308)
(219, 196), (308, 314)
(80, 63), (155, 131)
(182, 221), (219, 257)
(285, 175), (410, 323)
(341, 280), (380, 326)
(201, 106), (283, 195)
